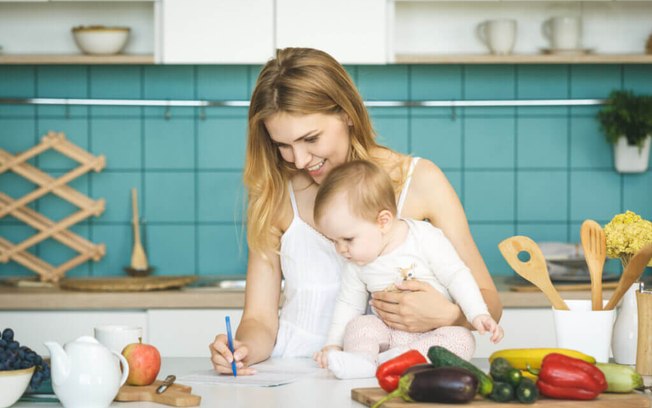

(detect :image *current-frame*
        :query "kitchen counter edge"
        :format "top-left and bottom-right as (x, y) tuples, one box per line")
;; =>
(0, 276), (609, 310)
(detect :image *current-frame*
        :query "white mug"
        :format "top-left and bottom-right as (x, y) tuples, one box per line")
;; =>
(94, 325), (143, 354)
(543, 16), (582, 50)
(477, 19), (517, 55)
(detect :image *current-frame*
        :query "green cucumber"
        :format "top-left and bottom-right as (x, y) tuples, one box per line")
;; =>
(596, 363), (644, 393)
(427, 345), (493, 396)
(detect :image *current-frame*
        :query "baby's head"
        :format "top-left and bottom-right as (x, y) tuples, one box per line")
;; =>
(314, 160), (397, 265)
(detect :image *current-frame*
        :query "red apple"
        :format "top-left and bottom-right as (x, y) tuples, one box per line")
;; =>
(122, 338), (161, 386)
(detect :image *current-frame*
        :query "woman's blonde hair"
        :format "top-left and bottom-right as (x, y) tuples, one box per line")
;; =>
(314, 160), (397, 226)
(244, 47), (402, 254)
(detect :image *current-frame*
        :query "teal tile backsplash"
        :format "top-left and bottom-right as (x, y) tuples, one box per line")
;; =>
(1, 63), (651, 280)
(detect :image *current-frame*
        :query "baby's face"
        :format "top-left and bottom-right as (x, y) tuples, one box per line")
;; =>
(317, 194), (384, 266)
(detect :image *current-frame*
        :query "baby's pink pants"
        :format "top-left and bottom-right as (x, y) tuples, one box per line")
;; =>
(342, 314), (475, 362)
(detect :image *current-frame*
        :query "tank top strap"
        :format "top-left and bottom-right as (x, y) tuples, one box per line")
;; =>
(288, 181), (299, 216)
(396, 157), (420, 217)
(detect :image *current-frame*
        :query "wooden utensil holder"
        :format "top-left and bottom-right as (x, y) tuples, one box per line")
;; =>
(0, 132), (106, 282)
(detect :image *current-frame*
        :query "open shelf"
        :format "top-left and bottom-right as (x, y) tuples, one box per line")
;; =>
(395, 53), (652, 64)
(0, 54), (155, 65)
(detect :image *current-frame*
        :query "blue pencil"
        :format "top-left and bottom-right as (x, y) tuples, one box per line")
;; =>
(225, 315), (237, 377)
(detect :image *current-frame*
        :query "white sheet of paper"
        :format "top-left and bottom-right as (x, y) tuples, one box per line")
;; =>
(178, 358), (322, 387)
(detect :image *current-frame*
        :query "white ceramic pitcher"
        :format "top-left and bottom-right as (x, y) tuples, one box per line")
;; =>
(44, 336), (129, 408)
(612, 283), (639, 365)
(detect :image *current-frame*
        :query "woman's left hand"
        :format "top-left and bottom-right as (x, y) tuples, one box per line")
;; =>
(370, 280), (463, 332)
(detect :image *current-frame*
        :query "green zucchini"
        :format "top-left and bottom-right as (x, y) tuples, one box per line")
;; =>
(490, 357), (522, 387)
(490, 357), (513, 381)
(427, 345), (493, 396)
(516, 377), (539, 404)
(490, 381), (514, 402)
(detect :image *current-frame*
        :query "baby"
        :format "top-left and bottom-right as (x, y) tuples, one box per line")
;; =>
(312, 160), (503, 379)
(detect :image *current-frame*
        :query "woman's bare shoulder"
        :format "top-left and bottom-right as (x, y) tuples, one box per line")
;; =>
(407, 159), (460, 221)
(412, 158), (449, 192)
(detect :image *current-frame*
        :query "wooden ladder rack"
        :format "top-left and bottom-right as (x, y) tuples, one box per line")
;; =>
(0, 132), (106, 281)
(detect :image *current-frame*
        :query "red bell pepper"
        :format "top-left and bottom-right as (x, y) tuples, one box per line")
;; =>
(536, 353), (607, 400)
(375, 350), (427, 392)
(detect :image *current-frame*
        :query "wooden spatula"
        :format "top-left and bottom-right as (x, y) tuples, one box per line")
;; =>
(581, 220), (606, 310)
(130, 187), (149, 271)
(605, 243), (652, 310)
(499, 236), (569, 310)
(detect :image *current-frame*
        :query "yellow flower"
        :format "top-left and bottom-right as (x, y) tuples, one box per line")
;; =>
(604, 211), (652, 261)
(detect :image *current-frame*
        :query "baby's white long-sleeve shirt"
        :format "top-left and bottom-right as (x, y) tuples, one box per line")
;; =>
(325, 219), (489, 346)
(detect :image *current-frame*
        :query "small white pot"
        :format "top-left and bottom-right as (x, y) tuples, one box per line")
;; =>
(614, 135), (651, 173)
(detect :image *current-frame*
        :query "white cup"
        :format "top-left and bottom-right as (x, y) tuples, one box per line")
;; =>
(543, 16), (582, 50)
(477, 19), (517, 55)
(94, 325), (143, 354)
(552, 300), (615, 363)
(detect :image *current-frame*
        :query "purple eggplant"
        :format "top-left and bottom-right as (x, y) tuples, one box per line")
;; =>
(371, 366), (479, 407)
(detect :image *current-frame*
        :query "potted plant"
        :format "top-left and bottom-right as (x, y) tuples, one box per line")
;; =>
(597, 90), (652, 173)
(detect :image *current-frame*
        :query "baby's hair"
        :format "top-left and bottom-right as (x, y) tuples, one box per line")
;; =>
(314, 160), (397, 225)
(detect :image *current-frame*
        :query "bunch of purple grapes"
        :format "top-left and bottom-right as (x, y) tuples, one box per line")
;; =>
(0, 328), (50, 390)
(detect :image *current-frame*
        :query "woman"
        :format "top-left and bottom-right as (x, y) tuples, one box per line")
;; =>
(210, 47), (502, 375)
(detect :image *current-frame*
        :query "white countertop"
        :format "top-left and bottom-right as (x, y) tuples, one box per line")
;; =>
(13, 357), (394, 408)
(12, 357), (652, 408)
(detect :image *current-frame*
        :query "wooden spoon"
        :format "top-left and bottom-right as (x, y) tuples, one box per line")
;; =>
(130, 188), (149, 271)
(580, 220), (606, 310)
(499, 236), (569, 310)
(605, 243), (652, 310)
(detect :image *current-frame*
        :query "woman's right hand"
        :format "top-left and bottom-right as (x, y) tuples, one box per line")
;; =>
(209, 334), (257, 376)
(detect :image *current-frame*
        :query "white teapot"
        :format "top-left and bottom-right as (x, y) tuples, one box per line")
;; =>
(45, 336), (129, 408)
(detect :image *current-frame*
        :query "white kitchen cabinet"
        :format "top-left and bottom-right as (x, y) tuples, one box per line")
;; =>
(0, 311), (148, 356)
(276, 0), (392, 64)
(159, 0), (274, 64)
(473, 308), (556, 358)
(0, 309), (242, 358)
(148, 309), (243, 357)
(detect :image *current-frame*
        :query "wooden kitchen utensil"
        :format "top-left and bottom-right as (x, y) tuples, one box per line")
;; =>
(605, 243), (652, 310)
(352, 387), (650, 407)
(116, 380), (201, 407)
(581, 220), (606, 310)
(499, 236), (569, 310)
(130, 187), (149, 271)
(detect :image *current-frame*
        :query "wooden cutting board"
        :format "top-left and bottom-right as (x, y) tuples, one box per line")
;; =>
(59, 276), (197, 292)
(116, 380), (201, 407)
(352, 387), (650, 407)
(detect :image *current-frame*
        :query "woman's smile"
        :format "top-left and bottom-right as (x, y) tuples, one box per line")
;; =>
(264, 112), (351, 183)
(307, 160), (326, 177)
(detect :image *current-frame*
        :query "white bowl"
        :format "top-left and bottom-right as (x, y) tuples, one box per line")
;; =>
(72, 26), (130, 55)
(0, 366), (34, 408)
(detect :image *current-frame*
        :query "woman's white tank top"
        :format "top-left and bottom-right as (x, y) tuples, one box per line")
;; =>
(271, 158), (420, 357)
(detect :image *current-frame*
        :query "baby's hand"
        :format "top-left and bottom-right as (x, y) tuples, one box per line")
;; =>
(472, 314), (504, 344)
(312, 345), (342, 368)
